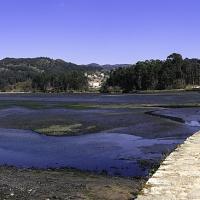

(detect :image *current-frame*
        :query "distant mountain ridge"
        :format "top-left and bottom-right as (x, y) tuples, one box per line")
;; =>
(0, 57), (130, 92)
(0, 57), (101, 92)
(0, 57), (102, 72)
(0, 57), (130, 71)
(85, 63), (131, 70)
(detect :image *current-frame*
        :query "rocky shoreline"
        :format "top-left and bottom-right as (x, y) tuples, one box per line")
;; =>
(0, 166), (145, 200)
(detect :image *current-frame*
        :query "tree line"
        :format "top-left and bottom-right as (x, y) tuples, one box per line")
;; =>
(32, 71), (88, 92)
(1, 54), (200, 93)
(102, 53), (200, 93)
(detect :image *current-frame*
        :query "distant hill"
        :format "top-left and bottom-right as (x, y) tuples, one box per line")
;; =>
(0, 57), (130, 74)
(0, 57), (103, 92)
(86, 63), (102, 68)
(0, 57), (131, 92)
(0, 57), (102, 73)
(101, 64), (131, 70)
(85, 63), (131, 70)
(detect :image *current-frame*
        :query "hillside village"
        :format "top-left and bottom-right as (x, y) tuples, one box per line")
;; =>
(85, 71), (108, 89)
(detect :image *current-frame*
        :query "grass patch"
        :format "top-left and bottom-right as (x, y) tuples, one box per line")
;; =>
(0, 100), (49, 109)
(35, 124), (82, 136)
(58, 103), (96, 110)
(0, 99), (200, 111)
(62, 103), (200, 109)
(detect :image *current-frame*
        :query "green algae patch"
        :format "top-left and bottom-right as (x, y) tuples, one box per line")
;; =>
(0, 100), (49, 109)
(35, 124), (82, 136)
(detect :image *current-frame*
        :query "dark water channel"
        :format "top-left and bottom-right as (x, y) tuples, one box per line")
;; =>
(0, 128), (185, 177)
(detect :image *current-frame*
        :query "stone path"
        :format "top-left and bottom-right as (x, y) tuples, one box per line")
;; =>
(137, 131), (200, 200)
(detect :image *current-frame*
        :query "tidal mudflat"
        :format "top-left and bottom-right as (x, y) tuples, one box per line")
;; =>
(0, 92), (199, 199)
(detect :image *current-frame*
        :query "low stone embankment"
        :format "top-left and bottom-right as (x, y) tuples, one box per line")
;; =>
(137, 131), (200, 200)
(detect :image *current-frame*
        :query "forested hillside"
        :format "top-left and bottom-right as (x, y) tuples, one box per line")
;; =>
(102, 53), (200, 93)
(0, 57), (102, 92)
(1, 54), (200, 93)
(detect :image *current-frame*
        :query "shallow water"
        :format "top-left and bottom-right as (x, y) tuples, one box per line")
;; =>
(0, 93), (199, 177)
(153, 108), (200, 127)
(0, 128), (184, 177)
(1, 91), (200, 104)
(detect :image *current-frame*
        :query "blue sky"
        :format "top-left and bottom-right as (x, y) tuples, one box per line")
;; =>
(0, 0), (200, 64)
